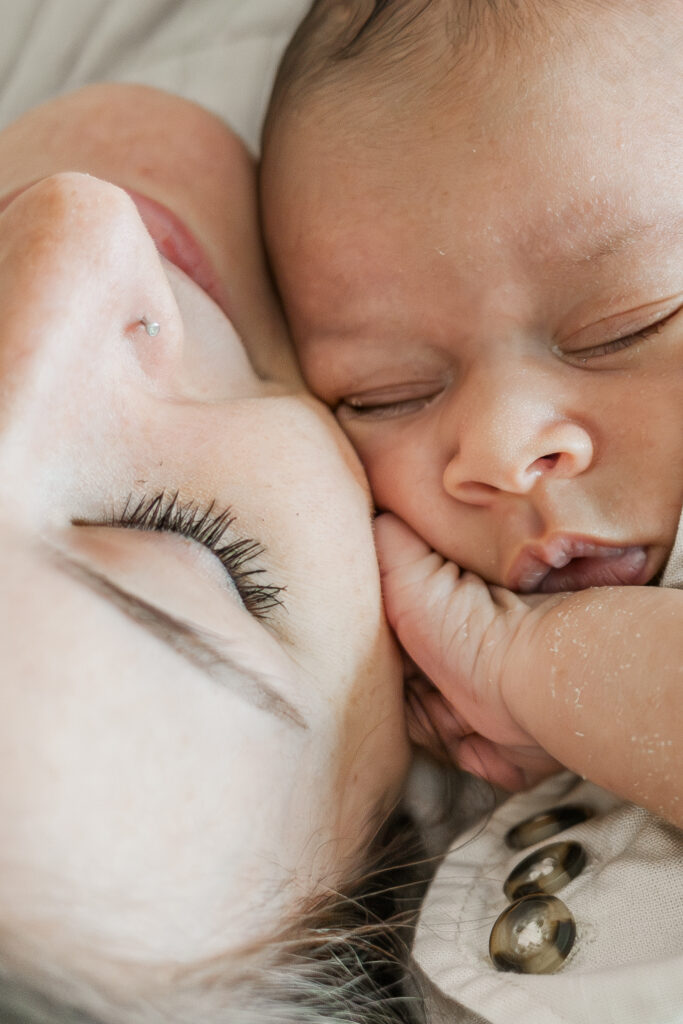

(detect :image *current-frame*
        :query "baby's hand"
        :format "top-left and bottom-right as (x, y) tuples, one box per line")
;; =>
(375, 513), (561, 791)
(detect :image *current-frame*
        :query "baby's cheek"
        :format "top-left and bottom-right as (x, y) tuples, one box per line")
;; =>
(356, 431), (481, 578)
(362, 436), (430, 521)
(335, 426), (399, 511)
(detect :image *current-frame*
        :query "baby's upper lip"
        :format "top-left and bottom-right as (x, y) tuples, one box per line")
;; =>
(506, 535), (650, 593)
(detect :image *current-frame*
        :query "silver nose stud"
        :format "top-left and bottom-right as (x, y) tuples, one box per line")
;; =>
(140, 316), (161, 337)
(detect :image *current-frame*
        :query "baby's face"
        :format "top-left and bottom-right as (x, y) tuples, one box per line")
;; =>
(263, 5), (683, 592)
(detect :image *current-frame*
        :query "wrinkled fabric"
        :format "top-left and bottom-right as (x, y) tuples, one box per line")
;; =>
(661, 515), (683, 589)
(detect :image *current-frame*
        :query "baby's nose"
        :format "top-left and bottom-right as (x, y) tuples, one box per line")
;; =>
(442, 386), (594, 505)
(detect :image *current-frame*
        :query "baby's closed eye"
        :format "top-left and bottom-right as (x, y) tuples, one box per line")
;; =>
(337, 378), (448, 421)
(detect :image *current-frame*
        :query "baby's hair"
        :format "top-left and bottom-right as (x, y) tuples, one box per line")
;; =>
(264, 0), (440, 126)
(263, 0), (607, 141)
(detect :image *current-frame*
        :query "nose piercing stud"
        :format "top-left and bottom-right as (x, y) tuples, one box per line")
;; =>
(140, 316), (160, 337)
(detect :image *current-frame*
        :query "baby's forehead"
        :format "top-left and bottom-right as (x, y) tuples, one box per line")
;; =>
(262, 0), (682, 341)
(272, 1), (683, 232)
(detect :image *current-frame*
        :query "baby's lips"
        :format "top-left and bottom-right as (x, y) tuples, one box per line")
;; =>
(538, 546), (648, 592)
(508, 537), (652, 593)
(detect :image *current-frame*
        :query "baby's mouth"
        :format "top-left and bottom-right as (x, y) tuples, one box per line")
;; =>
(509, 540), (650, 593)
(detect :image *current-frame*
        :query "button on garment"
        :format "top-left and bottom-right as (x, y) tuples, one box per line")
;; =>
(503, 840), (587, 900)
(486, 800), (589, 973)
(413, 773), (683, 1024)
(489, 894), (576, 974)
(505, 804), (594, 850)
(493, 828), (586, 973)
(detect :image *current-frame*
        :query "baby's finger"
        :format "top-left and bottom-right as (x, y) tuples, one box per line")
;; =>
(375, 513), (439, 577)
(456, 735), (530, 792)
(375, 513), (463, 677)
(406, 682), (466, 764)
(375, 512), (459, 618)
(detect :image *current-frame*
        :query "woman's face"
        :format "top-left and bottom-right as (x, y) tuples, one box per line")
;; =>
(0, 85), (408, 974)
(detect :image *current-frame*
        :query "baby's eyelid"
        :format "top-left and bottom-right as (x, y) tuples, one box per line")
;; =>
(557, 301), (682, 360)
(339, 379), (447, 407)
(337, 392), (444, 424)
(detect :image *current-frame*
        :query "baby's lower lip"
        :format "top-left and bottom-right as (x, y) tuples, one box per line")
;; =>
(537, 546), (649, 592)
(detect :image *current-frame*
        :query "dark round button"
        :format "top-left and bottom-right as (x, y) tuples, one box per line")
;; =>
(505, 804), (594, 850)
(503, 840), (586, 900)
(489, 894), (576, 974)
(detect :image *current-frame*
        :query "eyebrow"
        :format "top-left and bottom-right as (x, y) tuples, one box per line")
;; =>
(49, 550), (308, 730)
(566, 214), (680, 266)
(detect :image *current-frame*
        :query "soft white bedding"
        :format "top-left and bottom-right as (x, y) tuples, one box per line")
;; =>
(0, 0), (310, 152)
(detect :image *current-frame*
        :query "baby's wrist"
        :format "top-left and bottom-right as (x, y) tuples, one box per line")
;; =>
(497, 602), (558, 741)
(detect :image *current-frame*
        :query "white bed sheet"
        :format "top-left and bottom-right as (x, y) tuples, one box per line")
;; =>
(0, 0), (310, 152)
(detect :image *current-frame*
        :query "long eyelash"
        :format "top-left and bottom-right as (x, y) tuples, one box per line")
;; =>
(111, 491), (285, 619)
(601, 314), (670, 354)
(582, 309), (676, 361)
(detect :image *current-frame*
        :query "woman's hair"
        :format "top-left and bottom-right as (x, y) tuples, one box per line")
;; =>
(1, 762), (495, 1024)
(0, 813), (433, 1024)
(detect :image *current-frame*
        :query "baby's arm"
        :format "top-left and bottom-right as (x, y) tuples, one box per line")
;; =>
(376, 513), (683, 826)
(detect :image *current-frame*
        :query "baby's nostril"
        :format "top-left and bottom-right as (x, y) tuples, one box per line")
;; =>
(539, 453), (561, 469)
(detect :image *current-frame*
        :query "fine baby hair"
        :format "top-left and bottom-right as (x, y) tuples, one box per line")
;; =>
(264, 0), (592, 131)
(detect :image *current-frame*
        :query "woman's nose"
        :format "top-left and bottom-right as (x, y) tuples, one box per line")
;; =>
(0, 173), (180, 409)
(442, 373), (594, 505)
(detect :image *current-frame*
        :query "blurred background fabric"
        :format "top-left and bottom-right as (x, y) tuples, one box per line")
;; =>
(0, 0), (310, 152)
